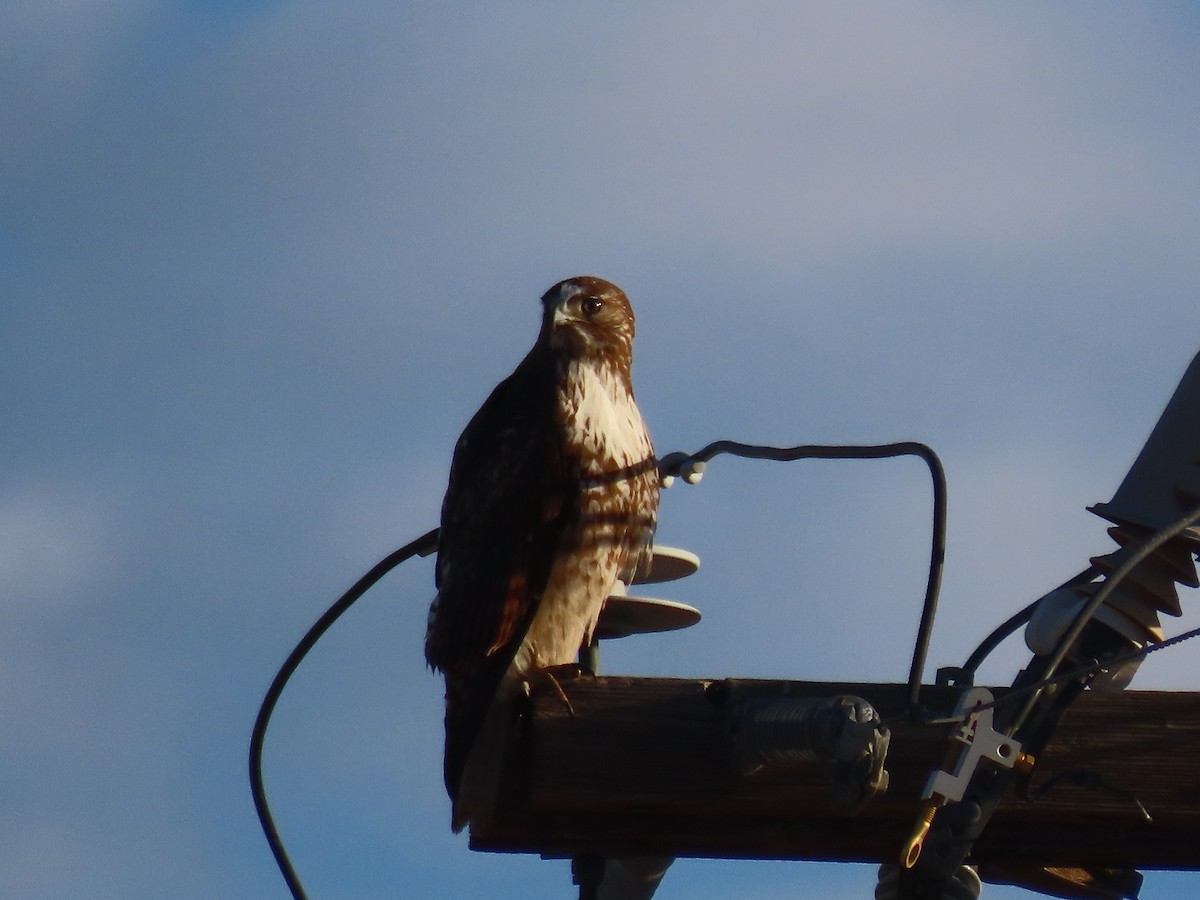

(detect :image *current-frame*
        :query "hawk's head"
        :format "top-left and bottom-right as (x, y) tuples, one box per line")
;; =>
(540, 276), (635, 369)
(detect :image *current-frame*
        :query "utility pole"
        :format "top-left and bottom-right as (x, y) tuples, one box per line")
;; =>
(469, 675), (1198, 893)
(465, 348), (1200, 899)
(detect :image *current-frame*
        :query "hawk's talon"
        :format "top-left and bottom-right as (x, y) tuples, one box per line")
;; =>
(530, 663), (591, 718)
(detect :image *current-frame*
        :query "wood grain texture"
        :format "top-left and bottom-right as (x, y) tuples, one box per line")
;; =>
(469, 676), (1200, 868)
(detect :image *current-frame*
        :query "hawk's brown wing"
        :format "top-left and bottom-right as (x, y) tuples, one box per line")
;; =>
(424, 346), (574, 809)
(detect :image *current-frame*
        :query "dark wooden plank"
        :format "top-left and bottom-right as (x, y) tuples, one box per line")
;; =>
(469, 676), (1200, 868)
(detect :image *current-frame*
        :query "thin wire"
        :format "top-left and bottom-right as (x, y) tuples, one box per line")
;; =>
(919, 621), (1200, 728)
(249, 527), (438, 900)
(660, 440), (947, 717)
(253, 440), (945, 894)
(960, 567), (1097, 676)
(1007, 499), (1200, 734)
(916, 506), (1200, 728)
(1029, 621), (1200, 698)
(959, 601), (1038, 677)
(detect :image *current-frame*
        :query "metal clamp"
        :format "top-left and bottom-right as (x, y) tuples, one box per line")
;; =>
(902, 687), (1033, 868)
(729, 693), (890, 814)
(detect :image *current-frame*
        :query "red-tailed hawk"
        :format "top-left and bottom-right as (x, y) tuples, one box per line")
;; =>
(425, 276), (659, 831)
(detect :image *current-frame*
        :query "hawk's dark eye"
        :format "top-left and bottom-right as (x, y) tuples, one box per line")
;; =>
(582, 296), (603, 317)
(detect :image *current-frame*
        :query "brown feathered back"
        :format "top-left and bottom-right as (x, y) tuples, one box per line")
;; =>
(425, 276), (659, 830)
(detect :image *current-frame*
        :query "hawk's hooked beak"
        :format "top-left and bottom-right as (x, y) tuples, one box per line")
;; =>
(552, 301), (580, 327)
(546, 289), (596, 353)
(550, 283), (585, 327)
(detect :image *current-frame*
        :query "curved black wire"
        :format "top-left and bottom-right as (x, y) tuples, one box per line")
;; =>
(660, 440), (946, 718)
(253, 439), (947, 895)
(920, 503), (1200, 727)
(960, 566), (1098, 675)
(1006, 498), (1200, 733)
(922, 618), (1200, 729)
(249, 527), (438, 900)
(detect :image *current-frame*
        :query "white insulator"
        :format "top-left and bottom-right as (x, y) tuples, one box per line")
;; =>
(1025, 586), (1150, 692)
(1026, 587), (1087, 656)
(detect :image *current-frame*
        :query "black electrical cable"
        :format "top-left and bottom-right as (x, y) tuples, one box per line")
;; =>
(659, 440), (946, 718)
(249, 527), (438, 900)
(1007, 498), (1200, 734)
(919, 504), (1200, 728)
(960, 566), (1098, 676)
(921, 619), (1200, 729)
(254, 440), (946, 897)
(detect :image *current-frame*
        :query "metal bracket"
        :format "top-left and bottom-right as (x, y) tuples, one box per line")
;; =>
(902, 687), (1032, 869)
(925, 687), (1025, 803)
(729, 693), (890, 814)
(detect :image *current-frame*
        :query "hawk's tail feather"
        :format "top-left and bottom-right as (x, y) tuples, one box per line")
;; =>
(442, 650), (527, 832)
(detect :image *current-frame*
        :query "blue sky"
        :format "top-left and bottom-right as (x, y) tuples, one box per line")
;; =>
(4, 3), (1200, 898)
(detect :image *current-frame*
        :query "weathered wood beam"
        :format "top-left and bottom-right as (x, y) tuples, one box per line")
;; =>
(469, 675), (1200, 869)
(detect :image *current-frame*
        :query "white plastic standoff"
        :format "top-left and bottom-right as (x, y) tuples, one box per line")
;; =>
(924, 687), (1026, 805)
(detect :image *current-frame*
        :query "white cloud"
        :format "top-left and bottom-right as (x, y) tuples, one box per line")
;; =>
(0, 484), (117, 608)
(4, 4), (1200, 898)
(0, 2), (160, 158)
